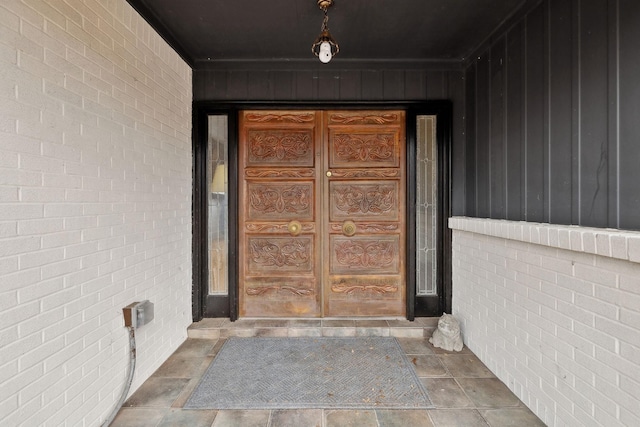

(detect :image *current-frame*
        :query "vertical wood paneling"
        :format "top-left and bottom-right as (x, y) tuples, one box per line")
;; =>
(317, 70), (340, 100)
(465, 64), (477, 217)
(227, 71), (249, 99)
(548, 0), (573, 225)
(194, 68), (464, 104)
(338, 70), (362, 100)
(476, 54), (491, 217)
(618, 0), (640, 230)
(606, 0), (620, 228)
(525, 5), (545, 223)
(571, 0), (582, 225)
(449, 70), (466, 216)
(272, 70), (295, 100)
(194, 70), (228, 100)
(213, 70), (229, 100)
(247, 70), (271, 99)
(361, 70), (384, 100)
(426, 70), (447, 99)
(490, 38), (506, 218)
(505, 23), (525, 220)
(193, 70), (206, 100)
(405, 70), (427, 100)
(295, 70), (317, 100)
(542, 0), (551, 223)
(580, 0), (610, 228)
(383, 70), (404, 100)
(462, 0), (638, 230)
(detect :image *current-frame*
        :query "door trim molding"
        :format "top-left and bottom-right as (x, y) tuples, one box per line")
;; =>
(192, 101), (452, 321)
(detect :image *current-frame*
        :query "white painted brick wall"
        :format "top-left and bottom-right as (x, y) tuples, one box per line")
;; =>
(0, 0), (192, 425)
(451, 217), (640, 427)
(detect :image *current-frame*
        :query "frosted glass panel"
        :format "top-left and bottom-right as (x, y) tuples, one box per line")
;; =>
(208, 116), (228, 295)
(416, 116), (437, 296)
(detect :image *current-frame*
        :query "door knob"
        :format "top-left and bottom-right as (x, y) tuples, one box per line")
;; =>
(326, 171), (332, 177)
(342, 220), (356, 237)
(287, 220), (302, 236)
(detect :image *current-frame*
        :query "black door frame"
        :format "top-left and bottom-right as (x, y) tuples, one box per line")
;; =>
(192, 101), (452, 321)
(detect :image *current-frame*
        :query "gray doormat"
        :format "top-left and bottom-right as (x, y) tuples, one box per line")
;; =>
(184, 337), (432, 410)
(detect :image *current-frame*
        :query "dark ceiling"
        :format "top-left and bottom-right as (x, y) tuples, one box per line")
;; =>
(127, 0), (529, 67)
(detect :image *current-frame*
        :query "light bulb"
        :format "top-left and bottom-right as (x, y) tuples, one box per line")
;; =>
(319, 41), (332, 63)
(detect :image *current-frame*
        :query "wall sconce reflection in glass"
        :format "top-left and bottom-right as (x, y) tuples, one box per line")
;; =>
(210, 163), (226, 195)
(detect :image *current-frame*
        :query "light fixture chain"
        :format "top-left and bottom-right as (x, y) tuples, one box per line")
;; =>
(321, 8), (329, 31)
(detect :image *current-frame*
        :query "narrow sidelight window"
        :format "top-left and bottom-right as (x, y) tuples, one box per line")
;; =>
(416, 116), (437, 296)
(207, 115), (228, 295)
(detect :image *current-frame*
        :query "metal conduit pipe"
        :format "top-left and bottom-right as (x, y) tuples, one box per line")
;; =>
(101, 326), (136, 427)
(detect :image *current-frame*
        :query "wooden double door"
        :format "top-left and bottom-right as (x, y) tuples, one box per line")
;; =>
(238, 110), (406, 317)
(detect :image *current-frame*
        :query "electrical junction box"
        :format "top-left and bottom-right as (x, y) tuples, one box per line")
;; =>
(123, 300), (154, 329)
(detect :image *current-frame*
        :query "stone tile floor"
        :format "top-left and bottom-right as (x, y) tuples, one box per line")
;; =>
(112, 319), (546, 426)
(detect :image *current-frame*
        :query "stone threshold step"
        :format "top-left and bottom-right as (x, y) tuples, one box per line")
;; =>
(188, 317), (438, 340)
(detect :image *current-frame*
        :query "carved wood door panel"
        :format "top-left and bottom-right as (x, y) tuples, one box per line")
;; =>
(239, 110), (405, 318)
(239, 111), (322, 317)
(323, 111), (406, 316)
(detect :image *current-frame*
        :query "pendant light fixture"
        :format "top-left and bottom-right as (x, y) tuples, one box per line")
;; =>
(311, 0), (339, 63)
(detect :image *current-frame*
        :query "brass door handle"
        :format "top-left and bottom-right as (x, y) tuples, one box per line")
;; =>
(342, 220), (356, 237)
(326, 171), (332, 177)
(288, 220), (302, 236)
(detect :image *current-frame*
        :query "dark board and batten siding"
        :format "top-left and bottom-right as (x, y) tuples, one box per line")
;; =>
(194, 68), (463, 103)
(619, 0), (640, 232)
(464, 0), (640, 231)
